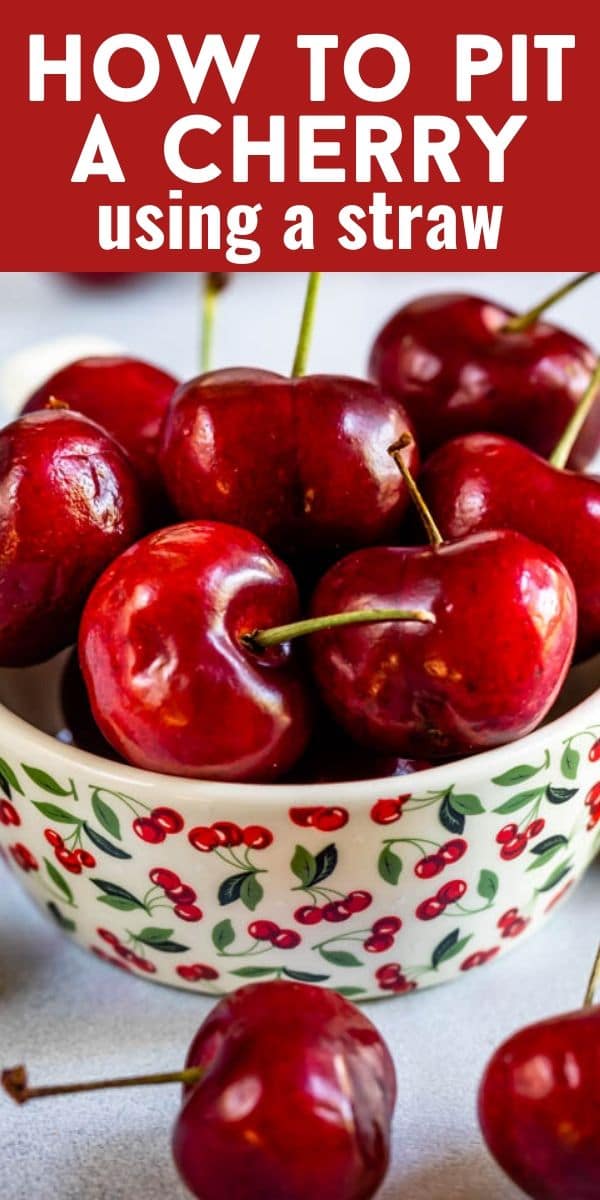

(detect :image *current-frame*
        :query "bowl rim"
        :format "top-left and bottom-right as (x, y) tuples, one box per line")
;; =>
(0, 670), (598, 808)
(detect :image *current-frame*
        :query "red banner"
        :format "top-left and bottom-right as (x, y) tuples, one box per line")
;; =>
(0, 0), (596, 268)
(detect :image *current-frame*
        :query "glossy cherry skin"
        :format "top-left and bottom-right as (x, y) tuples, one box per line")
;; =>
(0, 410), (144, 666)
(479, 1007), (600, 1199)
(419, 433), (600, 660)
(59, 650), (122, 761)
(78, 522), (312, 781)
(159, 368), (419, 561)
(173, 981), (396, 1200)
(369, 293), (597, 468)
(24, 356), (178, 506)
(309, 530), (576, 760)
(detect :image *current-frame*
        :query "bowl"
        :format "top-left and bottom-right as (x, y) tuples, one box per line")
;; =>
(0, 653), (598, 1000)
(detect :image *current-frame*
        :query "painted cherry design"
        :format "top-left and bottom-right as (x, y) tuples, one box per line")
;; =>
(0, 801), (20, 827)
(176, 964), (220, 983)
(247, 920), (301, 949)
(148, 868), (203, 923)
(376, 963), (417, 994)
(479, 947), (600, 1199)
(96, 928), (157, 974)
(461, 948), (499, 971)
(79, 522), (312, 782)
(585, 783), (600, 830)
(44, 830), (95, 875)
(24, 355), (179, 512)
(416, 879), (467, 920)
(0, 409), (144, 667)
(371, 796), (412, 825)
(369, 286), (598, 467)
(8, 844), (38, 872)
(415, 838), (468, 877)
(364, 915), (402, 953)
(2, 981), (398, 1200)
(133, 807), (184, 845)
(289, 806), (349, 831)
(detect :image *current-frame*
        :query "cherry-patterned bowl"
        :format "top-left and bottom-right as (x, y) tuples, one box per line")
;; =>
(0, 653), (598, 1000)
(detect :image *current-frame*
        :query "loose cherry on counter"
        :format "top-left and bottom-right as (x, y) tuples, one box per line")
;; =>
(306, 436), (577, 760)
(159, 273), (420, 561)
(369, 275), (598, 468)
(3, 980), (397, 1200)
(419, 359), (600, 660)
(478, 944), (600, 1199)
(23, 355), (179, 509)
(0, 409), (144, 667)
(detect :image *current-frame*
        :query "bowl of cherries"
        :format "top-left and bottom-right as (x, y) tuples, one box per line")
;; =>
(0, 272), (598, 1000)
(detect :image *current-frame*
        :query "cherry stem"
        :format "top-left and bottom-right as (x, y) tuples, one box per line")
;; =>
(502, 272), (596, 334)
(388, 435), (444, 548)
(242, 607), (435, 652)
(201, 273), (227, 373)
(583, 943), (600, 1008)
(2, 1063), (204, 1106)
(291, 272), (322, 377)
(549, 358), (600, 470)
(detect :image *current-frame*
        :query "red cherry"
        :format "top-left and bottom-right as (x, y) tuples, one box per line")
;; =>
(526, 818), (545, 839)
(160, 368), (419, 560)
(585, 782), (600, 809)
(376, 963), (403, 985)
(372, 916), (402, 936)
(289, 806), (320, 827)
(345, 890), (373, 914)
(389, 978), (417, 995)
(174, 981), (396, 1200)
(271, 929), (301, 950)
(79, 523), (312, 782)
(152, 807), (184, 834)
(322, 902), (349, 924)
(370, 292), (596, 465)
(248, 920), (279, 942)
(437, 879), (467, 904)
(174, 904), (203, 923)
(498, 908), (519, 929)
(415, 854), (444, 879)
(439, 838), (468, 863)
(370, 796), (410, 825)
(149, 867), (181, 890)
(309, 531), (575, 759)
(461, 948), (499, 970)
(588, 740), (600, 762)
(419, 432), (600, 658)
(242, 825), (273, 850)
(311, 807), (349, 832)
(500, 835), (528, 861)
(167, 884), (197, 905)
(0, 411), (144, 667)
(188, 827), (220, 853)
(44, 829), (63, 848)
(294, 905), (323, 926)
(416, 897), (445, 920)
(0, 800), (20, 826)
(133, 817), (166, 845)
(134, 957), (158, 974)
(97, 928), (120, 948)
(60, 852), (83, 875)
(211, 822), (243, 848)
(501, 917), (529, 939)
(23, 355), (178, 508)
(176, 963), (220, 983)
(496, 823), (519, 845)
(479, 1007), (600, 1199)
(76, 849), (96, 868)
(364, 933), (394, 953)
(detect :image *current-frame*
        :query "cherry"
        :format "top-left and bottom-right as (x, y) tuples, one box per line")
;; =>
(364, 933), (394, 953)
(174, 904), (203, 923)
(59, 651), (123, 760)
(159, 274), (419, 563)
(151, 807), (184, 835)
(44, 829), (63, 848)
(149, 868), (181, 891)
(211, 822), (244, 847)
(0, 800), (20, 826)
(132, 817), (165, 845)
(309, 440), (576, 760)
(496, 823), (519, 845)
(589, 740), (600, 762)
(241, 825), (273, 849)
(345, 890), (372, 913)
(478, 946), (600, 1199)
(0, 409), (144, 666)
(9, 844), (38, 872)
(78, 522), (313, 782)
(294, 905), (323, 926)
(415, 854), (444, 879)
(437, 879), (467, 904)
(369, 280), (598, 467)
(75, 850), (96, 869)
(461, 948), (499, 970)
(500, 835), (528, 861)
(322, 902), (349, 924)
(416, 897), (445, 920)
(248, 920), (279, 942)
(526, 819), (545, 839)
(167, 885), (197, 905)
(97, 928), (120, 948)
(188, 827), (220, 853)
(23, 355), (178, 509)
(370, 796), (411, 824)
(271, 929), (301, 949)
(372, 916), (402, 936)
(498, 908), (519, 929)
(176, 963), (220, 983)
(288, 803), (350, 828)
(439, 838), (468, 863)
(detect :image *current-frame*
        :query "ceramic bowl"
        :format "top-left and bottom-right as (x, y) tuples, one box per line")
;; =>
(0, 653), (598, 1000)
